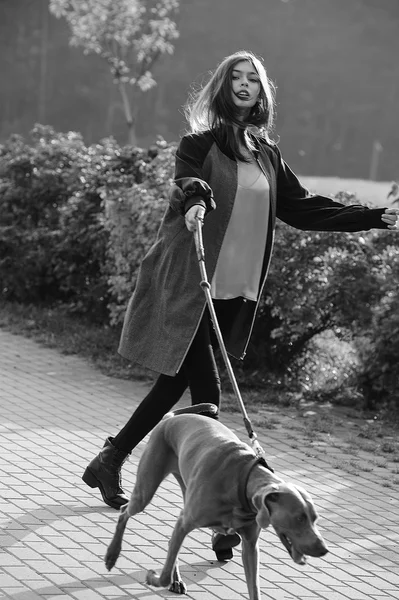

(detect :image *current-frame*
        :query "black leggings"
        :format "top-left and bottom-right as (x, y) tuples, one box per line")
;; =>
(113, 308), (221, 453)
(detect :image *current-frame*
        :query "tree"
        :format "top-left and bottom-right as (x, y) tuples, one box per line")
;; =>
(49, 0), (179, 145)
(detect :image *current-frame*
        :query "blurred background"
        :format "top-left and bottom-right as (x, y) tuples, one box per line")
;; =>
(1, 0), (399, 181)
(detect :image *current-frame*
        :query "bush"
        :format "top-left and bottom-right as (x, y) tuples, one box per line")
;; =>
(356, 244), (399, 409)
(0, 125), (153, 319)
(51, 137), (150, 320)
(102, 139), (176, 324)
(0, 125), (92, 303)
(1, 126), (398, 410)
(247, 221), (389, 372)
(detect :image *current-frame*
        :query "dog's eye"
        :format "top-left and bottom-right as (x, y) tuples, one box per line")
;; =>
(296, 513), (307, 524)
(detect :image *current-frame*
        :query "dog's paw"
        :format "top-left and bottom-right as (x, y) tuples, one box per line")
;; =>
(104, 545), (120, 571)
(169, 580), (188, 595)
(104, 553), (116, 571)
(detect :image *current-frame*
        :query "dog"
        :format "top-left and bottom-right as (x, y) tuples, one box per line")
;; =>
(105, 403), (328, 599)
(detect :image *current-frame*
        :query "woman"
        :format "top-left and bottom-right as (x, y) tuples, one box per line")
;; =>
(83, 50), (398, 560)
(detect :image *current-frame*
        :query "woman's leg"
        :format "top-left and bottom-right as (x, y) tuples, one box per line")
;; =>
(197, 300), (242, 560)
(114, 308), (221, 450)
(185, 310), (241, 562)
(112, 370), (188, 452)
(183, 309), (221, 408)
(82, 370), (188, 509)
(82, 310), (219, 508)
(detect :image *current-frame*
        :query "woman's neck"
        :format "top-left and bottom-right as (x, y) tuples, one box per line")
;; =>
(232, 123), (248, 140)
(237, 133), (255, 162)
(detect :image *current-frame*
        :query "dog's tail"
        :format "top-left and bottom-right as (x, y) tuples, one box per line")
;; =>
(163, 403), (219, 420)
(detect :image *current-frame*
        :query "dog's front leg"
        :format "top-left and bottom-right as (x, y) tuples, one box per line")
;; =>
(240, 524), (262, 600)
(105, 505), (129, 571)
(146, 511), (189, 594)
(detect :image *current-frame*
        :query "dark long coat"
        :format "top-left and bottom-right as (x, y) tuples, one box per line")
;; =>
(118, 131), (388, 376)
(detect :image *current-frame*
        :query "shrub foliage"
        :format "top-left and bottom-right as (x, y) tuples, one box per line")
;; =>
(1, 125), (398, 408)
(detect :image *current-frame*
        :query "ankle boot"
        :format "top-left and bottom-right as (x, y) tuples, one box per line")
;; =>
(212, 532), (241, 561)
(82, 437), (130, 509)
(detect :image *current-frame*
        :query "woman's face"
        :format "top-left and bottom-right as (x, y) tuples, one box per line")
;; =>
(230, 60), (261, 115)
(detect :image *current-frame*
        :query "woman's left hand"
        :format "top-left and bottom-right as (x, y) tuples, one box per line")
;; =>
(381, 208), (399, 229)
(185, 204), (205, 232)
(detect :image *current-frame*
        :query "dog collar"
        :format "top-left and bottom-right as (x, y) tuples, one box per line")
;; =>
(239, 456), (274, 514)
(257, 456), (274, 473)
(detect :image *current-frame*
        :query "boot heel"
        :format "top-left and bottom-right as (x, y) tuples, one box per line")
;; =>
(82, 468), (98, 488)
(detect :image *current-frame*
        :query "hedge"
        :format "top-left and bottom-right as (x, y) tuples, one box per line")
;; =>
(1, 125), (398, 409)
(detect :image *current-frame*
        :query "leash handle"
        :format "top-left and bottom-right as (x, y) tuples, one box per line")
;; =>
(194, 218), (265, 456)
(194, 216), (205, 262)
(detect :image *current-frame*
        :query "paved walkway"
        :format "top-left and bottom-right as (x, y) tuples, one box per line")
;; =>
(0, 329), (398, 600)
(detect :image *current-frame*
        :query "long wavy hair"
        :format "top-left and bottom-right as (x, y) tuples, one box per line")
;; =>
(184, 50), (276, 161)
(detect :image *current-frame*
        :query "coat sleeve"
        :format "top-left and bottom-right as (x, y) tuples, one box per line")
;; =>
(273, 145), (388, 232)
(169, 134), (216, 216)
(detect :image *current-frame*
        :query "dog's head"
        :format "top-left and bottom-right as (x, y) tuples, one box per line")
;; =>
(252, 482), (328, 565)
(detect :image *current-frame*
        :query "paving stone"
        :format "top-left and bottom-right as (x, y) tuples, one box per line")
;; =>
(0, 329), (398, 600)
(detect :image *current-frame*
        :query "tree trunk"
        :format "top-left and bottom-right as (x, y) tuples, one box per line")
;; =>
(38, 0), (49, 123)
(117, 81), (137, 146)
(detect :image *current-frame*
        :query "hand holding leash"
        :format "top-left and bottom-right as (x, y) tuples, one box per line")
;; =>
(185, 205), (205, 232)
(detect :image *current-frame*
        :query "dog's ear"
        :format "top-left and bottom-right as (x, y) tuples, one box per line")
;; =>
(252, 484), (280, 529)
(294, 485), (318, 521)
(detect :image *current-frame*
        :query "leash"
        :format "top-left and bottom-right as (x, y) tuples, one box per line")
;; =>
(193, 217), (265, 458)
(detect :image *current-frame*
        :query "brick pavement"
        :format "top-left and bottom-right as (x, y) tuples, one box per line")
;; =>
(0, 329), (398, 600)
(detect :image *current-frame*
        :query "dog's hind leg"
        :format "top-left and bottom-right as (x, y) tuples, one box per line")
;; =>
(105, 432), (174, 572)
(146, 511), (190, 594)
(127, 428), (177, 514)
(104, 460), (171, 571)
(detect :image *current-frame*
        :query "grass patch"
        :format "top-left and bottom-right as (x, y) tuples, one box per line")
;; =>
(345, 445), (360, 457)
(285, 423), (304, 432)
(348, 437), (379, 454)
(371, 458), (388, 469)
(303, 414), (336, 436)
(252, 416), (280, 429)
(380, 441), (398, 454)
(357, 463), (373, 473)
(357, 422), (385, 440)
(332, 459), (360, 475)
(304, 450), (318, 458)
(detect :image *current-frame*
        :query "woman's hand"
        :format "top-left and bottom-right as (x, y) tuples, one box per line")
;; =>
(381, 208), (399, 229)
(185, 205), (206, 232)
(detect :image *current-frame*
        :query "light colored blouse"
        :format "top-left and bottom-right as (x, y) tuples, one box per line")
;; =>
(211, 159), (270, 301)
